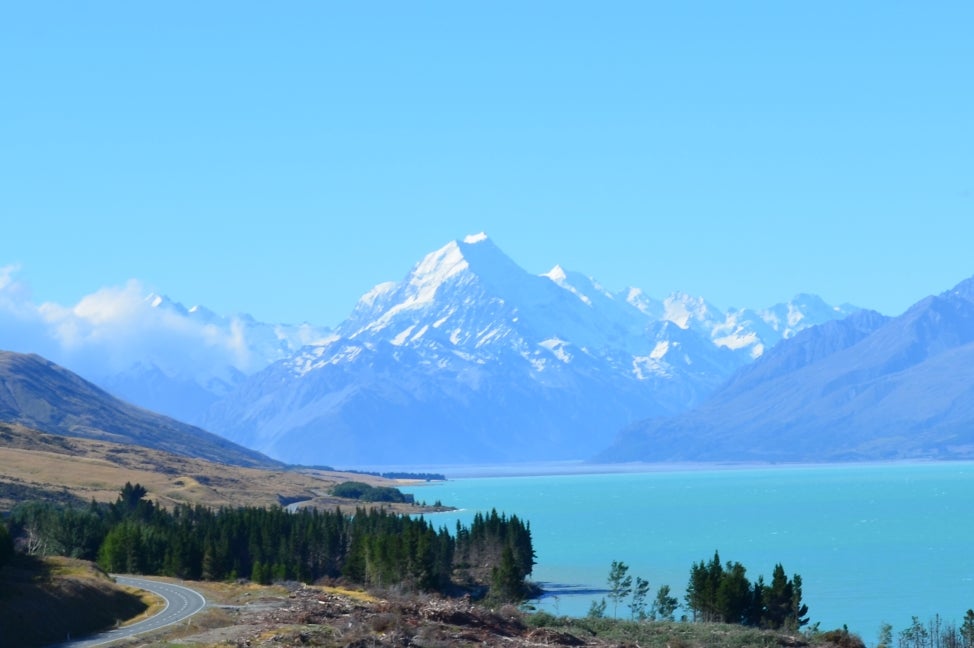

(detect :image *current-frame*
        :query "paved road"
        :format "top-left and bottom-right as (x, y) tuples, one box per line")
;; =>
(51, 576), (207, 647)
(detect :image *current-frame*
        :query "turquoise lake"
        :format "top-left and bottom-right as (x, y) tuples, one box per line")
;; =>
(400, 462), (974, 640)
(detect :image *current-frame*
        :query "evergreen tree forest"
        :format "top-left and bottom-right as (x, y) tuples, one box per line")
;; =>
(684, 551), (808, 630)
(4, 484), (535, 601)
(454, 509), (536, 600)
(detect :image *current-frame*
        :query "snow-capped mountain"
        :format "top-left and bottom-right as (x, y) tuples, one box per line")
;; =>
(598, 273), (974, 463)
(1, 234), (858, 465)
(201, 234), (855, 465)
(656, 292), (858, 359)
(95, 294), (331, 424)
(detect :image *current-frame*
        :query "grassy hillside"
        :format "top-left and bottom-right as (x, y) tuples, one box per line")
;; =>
(0, 423), (434, 514)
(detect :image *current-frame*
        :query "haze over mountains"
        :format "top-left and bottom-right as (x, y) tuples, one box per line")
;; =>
(6, 234), (973, 466)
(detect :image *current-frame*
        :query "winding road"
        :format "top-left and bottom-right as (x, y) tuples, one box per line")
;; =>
(52, 576), (207, 647)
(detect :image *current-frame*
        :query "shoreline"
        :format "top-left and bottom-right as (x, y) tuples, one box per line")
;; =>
(350, 457), (974, 480)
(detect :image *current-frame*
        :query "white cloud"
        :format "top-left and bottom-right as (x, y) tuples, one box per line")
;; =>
(0, 267), (315, 384)
(0, 264), (19, 290)
(0, 264), (35, 313)
(71, 280), (148, 327)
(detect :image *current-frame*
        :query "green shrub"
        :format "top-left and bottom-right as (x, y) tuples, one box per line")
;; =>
(527, 610), (559, 627)
(331, 481), (414, 503)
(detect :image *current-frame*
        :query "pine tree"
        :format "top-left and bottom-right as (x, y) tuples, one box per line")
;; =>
(899, 616), (929, 648)
(629, 576), (651, 620)
(716, 561), (751, 625)
(606, 560), (633, 619)
(762, 563), (792, 629)
(747, 575), (766, 627)
(587, 597), (607, 619)
(961, 610), (974, 648)
(251, 560), (267, 585)
(686, 551), (723, 622)
(790, 573), (809, 630)
(651, 584), (679, 621)
(490, 545), (524, 601)
(876, 622), (894, 648)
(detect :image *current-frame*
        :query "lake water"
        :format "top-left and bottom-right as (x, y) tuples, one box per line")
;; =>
(400, 462), (974, 641)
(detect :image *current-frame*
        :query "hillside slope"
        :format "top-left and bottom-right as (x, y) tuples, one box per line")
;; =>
(0, 422), (430, 513)
(0, 350), (278, 468)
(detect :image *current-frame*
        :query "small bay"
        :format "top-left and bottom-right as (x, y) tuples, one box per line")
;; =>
(401, 462), (974, 639)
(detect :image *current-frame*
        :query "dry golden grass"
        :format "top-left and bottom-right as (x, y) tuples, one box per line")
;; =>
(185, 579), (290, 605)
(313, 584), (381, 603)
(117, 589), (167, 627)
(0, 423), (432, 514)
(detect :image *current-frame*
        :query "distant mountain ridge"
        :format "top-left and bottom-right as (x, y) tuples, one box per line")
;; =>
(96, 294), (330, 425)
(0, 350), (280, 468)
(199, 234), (856, 465)
(598, 276), (974, 463)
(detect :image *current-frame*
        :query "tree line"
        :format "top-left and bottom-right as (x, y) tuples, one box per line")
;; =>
(587, 560), (679, 621)
(454, 509), (536, 601)
(330, 481), (415, 504)
(684, 551), (808, 630)
(881, 612), (974, 648)
(4, 483), (534, 601)
(586, 552), (808, 631)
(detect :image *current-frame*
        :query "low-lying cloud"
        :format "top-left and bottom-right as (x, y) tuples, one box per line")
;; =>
(0, 266), (320, 386)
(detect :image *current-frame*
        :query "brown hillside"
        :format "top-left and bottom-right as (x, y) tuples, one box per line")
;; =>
(0, 423), (433, 514)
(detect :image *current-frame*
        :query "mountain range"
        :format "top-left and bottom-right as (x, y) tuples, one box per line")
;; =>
(599, 278), (974, 462)
(6, 233), (971, 467)
(195, 234), (855, 465)
(92, 295), (331, 426)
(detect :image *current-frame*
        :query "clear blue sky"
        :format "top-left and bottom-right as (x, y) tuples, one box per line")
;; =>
(2, 2), (972, 326)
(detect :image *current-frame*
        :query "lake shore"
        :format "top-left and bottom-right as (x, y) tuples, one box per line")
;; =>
(356, 457), (970, 480)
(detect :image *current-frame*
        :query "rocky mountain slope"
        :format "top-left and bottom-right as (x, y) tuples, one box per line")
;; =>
(599, 276), (974, 462)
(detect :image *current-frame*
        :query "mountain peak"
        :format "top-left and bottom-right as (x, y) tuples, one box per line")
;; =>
(544, 265), (568, 282)
(415, 234), (505, 281)
(411, 241), (471, 294)
(342, 235), (530, 337)
(146, 293), (189, 316)
(662, 292), (721, 329)
(946, 274), (974, 303)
